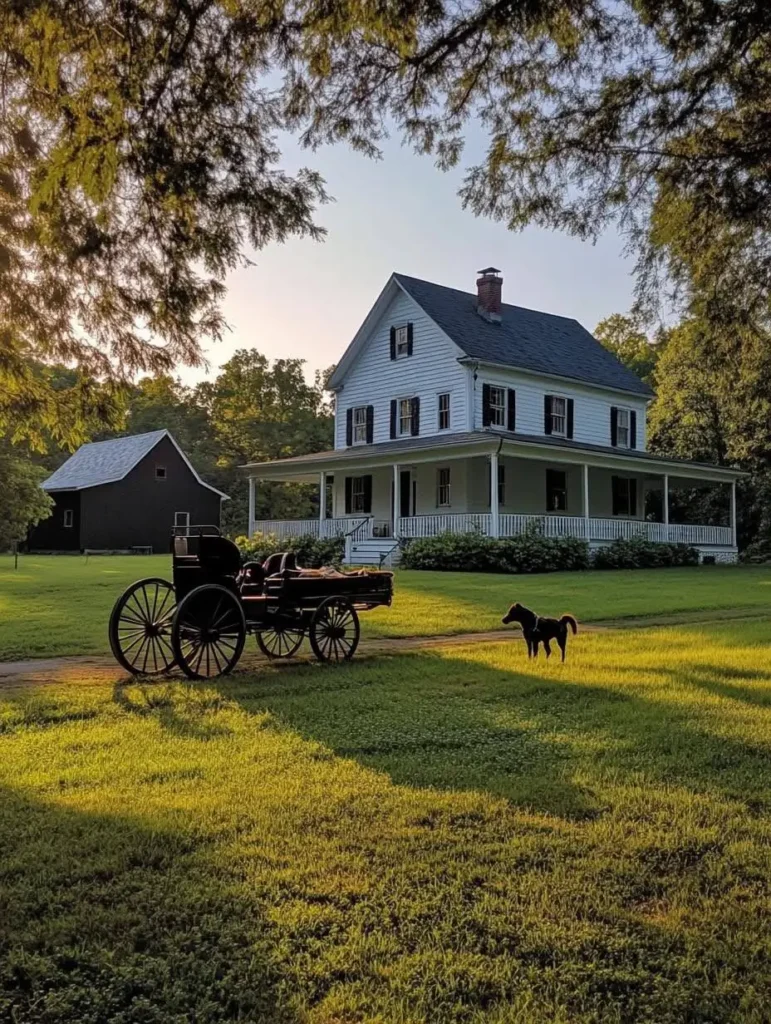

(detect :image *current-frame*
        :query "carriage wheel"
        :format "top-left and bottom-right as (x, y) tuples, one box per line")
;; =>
(309, 597), (360, 663)
(109, 577), (176, 676)
(256, 624), (305, 659)
(171, 584), (246, 680)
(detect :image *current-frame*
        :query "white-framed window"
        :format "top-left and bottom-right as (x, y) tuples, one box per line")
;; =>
(174, 512), (190, 534)
(352, 477), (367, 513)
(438, 392), (450, 431)
(616, 407), (631, 448)
(395, 325), (410, 358)
(489, 386), (506, 427)
(352, 405), (368, 445)
(436, 467), (451, 507)
(155, 464), (167, 480)
(63, 509), (74, 528)
(550, 396), (567, 436)
(398, 397), (413, 436)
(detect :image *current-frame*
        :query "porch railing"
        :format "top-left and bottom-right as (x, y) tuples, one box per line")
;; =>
(398, 513), (492, 538)
(252, 517), (370, 540)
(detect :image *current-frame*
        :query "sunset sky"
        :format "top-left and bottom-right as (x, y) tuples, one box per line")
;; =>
(188, 129), (637, 384)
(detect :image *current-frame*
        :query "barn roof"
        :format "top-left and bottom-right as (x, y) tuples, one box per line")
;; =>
(42, 430), (228, 498)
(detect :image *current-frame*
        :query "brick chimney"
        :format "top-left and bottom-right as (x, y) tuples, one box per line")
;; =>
(476, 267), (502, 322)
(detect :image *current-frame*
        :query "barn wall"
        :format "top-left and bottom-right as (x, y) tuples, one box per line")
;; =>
(79, 436), (222, 552)
(27, 492), (81, 551)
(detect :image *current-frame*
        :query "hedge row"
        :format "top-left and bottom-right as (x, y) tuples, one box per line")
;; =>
(234, 531), (345, 568)
(400, 531), (700, 573)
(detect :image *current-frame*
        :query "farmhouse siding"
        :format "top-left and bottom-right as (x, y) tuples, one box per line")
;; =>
(334, 289), (468, 449)
(473, 368), (648, 450)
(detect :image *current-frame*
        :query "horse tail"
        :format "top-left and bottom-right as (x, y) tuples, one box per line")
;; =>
(560, 614), (578, 635)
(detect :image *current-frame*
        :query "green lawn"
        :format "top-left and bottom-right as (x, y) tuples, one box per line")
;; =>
(2, 622), (771, 1021)
(1, 553), (771, 660)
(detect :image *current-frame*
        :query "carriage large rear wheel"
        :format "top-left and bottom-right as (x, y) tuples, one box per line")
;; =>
(171, 584), (246, 680)
(309, 597), (360, 663)
(109, 577), (176, 676)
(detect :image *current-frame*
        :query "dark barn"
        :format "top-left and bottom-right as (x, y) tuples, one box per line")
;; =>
(28, 430), (227, 553)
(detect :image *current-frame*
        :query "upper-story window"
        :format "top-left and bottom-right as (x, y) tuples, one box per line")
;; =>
(611, 406), (637, 449)
(398, 397), (413, 435)
(352, 406), (368, 445)
(390, 323), (413, 360)
(489, 386), (506, 427)
(545, 395), (574, 438)
(438, 393), (450, 431)
(550, 397), (567, 436)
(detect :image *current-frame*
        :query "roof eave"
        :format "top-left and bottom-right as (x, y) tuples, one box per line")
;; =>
(457, 356), (654, 399)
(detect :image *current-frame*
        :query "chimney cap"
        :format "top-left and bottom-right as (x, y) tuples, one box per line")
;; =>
(477, 266), (501, 277)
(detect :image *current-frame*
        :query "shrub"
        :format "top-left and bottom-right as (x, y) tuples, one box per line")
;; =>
(400, 530), (590, 574)
(591, 535), (700, 570)
(233, 531), (345, 568)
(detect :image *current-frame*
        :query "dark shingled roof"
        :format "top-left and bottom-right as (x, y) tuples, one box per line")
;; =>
(394, 273), (654, 397)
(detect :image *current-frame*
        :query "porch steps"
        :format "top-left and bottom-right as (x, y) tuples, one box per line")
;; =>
(346, 538), (402, 567)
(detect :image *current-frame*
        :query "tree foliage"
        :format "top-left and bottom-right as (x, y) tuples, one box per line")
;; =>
(595, 314), (661, 385)
(0, 442), (52, 548)
(1, 0), (326, 443)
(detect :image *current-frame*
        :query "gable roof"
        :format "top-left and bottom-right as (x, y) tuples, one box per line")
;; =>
(329, 272), (653, 397)
(42, 430), (228, 498)
(393, 274), (653, 397)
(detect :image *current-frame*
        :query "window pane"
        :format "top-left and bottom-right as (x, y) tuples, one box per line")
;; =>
(399, 398), (412, 434)
(353, 406), (367, 442)
(438, 393), (450, 430)
(489, 386), (506, 427)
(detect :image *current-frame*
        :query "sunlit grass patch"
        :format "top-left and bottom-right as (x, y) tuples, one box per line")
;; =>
(2, 622), (771, 1020)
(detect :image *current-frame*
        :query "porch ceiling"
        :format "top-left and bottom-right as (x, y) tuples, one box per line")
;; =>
(241, 430), (745, 484)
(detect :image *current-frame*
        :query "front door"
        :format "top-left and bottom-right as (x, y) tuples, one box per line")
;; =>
(400, 470), (412, 518)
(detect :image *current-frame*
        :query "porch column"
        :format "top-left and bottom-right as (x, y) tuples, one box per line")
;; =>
(582, 464), (590, 539)
(248, 476), (256, 537)
(731, 479), (737, 548)
(663, 474), (669, 540)
(393, 463), (400, 537)
(319, 472), (327, 536)
(489, 452), (499, 538)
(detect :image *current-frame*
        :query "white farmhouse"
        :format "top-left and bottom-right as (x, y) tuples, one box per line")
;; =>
(244, 269), (741, 565)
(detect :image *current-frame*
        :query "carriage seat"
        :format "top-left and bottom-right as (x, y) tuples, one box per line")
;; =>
(239, 560), (266, 597)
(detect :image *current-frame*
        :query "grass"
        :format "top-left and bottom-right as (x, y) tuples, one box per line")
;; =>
(2, 621), (771, 1021)
(1, 553), (771, 660)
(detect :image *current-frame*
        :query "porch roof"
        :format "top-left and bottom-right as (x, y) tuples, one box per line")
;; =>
(242, 431), (745, 484)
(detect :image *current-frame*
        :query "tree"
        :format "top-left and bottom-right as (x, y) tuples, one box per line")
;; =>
(0, 442), (52, 549)
(595, 314), (661, 385)
(196, 350), (334, 534)
(1, 0), (326, 444)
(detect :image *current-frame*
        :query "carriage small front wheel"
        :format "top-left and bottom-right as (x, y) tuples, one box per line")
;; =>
(109, 577), (177, 676)
(171, 584), (246, 679)
(309, 596), (360, 662)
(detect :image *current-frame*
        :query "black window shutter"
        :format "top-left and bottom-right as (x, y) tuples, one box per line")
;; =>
(482, 383), (492, 427)
(630, 478), (638, 516)
(390, 399), (397, 439)
(544, 395), (553, 434)
(507, 389), (516, 431)
(407, 323), (413, 356)
(346, 407), (353, 446)
(362, 475), (373, 514)
(567, 398), (575, 439)
(389, 327), (396, 360)
(610, 406), (618, 447)
(630, 410), (637, 449)
(366, 405), (374, 444)
(345, 477), (353, 514)
(411, 396), (420, 436)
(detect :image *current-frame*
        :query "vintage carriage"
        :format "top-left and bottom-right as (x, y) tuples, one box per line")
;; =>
(108, 527), (393, 679)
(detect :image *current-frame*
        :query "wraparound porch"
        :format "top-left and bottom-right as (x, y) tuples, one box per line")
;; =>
(243, 431), (741, 564)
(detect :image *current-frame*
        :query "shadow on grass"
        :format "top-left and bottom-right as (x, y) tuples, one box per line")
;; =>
(0, 783), (293, 1024)
(208, 647), (771, 819)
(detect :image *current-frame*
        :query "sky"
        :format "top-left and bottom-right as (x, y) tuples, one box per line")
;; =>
(185, 130), (637, 385)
